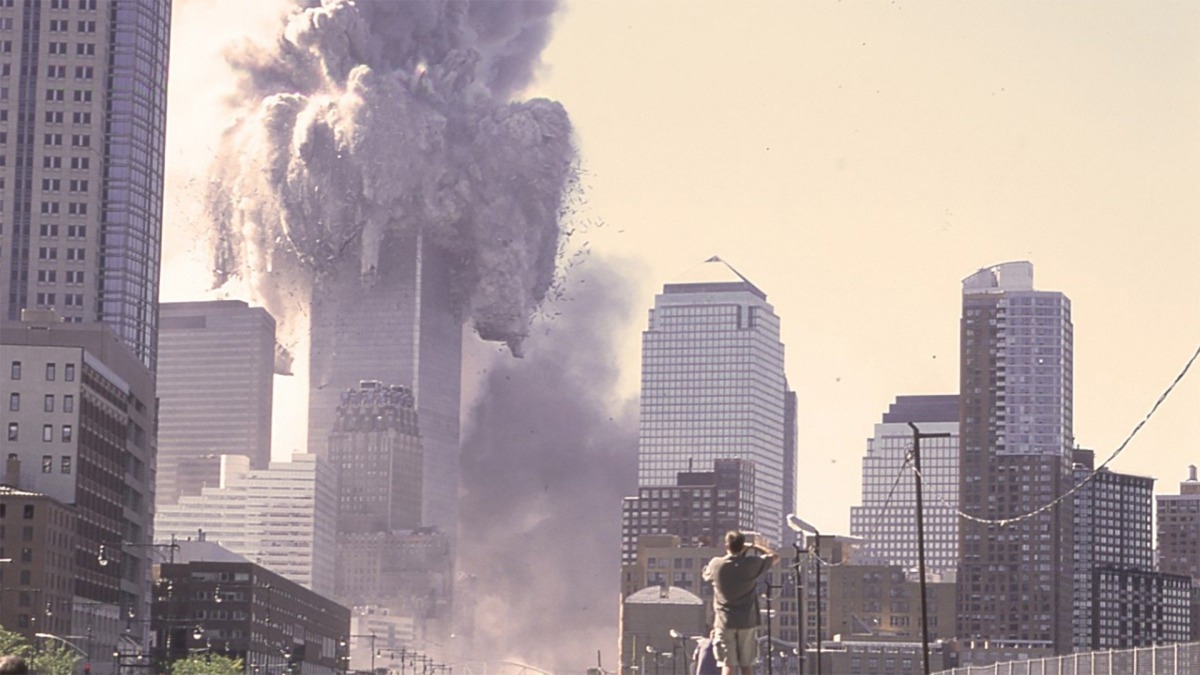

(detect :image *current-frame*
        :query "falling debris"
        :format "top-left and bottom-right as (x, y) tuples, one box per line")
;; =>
(206, 0), (578, 355)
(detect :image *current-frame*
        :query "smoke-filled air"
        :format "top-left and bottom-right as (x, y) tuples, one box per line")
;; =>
(206, 0), (576, 357)
(459, 257), (639, 672)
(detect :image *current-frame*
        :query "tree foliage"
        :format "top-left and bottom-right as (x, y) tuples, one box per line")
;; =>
(170, 653), (244, 675)
(0, 626), (81, 675)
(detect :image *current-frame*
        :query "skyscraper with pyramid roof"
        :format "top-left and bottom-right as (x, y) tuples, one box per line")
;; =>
(635, 256), (794, 541)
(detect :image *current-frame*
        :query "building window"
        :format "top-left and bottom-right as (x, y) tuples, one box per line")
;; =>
(44, 363), (55, 381)
(41, 425), (52, 442)
(7, 393), (16, 412)
(9, 361), (19, 379)
(41, 456), (51, 473)
(61, 457), (71, 474)
(22, 505), (33, 520)
(64, 364), (74, 382)
(62, 395), (73, 413)
(5, 423), (15, 441)
(61, 426), (71, 443)
(43, 395), (54, 413)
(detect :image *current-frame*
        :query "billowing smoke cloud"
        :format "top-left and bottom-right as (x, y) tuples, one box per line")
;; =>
(206, 0), (575, 355)
(458, 258), (639, 672)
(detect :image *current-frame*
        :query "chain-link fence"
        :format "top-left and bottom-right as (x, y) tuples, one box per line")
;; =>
(936, 641), (1200, 675)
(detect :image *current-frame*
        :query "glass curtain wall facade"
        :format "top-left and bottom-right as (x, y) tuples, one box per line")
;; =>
(957, 261), (1075, 654)
(156, 300), (275, 506)
(637, 256), (788, 540)
(0, 0), (170, 370)
(850, 395), (959, 573)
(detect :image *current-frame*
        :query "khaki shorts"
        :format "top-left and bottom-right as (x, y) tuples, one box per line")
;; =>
(713, 627), (758, 667)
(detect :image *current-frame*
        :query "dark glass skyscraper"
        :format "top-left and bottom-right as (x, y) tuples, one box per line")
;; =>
(0, 0), (171, 370)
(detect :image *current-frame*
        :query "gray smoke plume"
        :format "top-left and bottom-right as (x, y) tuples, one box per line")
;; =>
(206, 0), (575, 355)
(459, 258), (639, 672)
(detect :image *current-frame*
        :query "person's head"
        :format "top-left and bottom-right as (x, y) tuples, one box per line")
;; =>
(0, 654), (29, 674)
(725, 530), (746, 554)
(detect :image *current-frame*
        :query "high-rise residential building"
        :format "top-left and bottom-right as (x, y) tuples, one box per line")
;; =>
(849, 394), (959, 573)
(156, 300), (275, 505)
(307, 233), (461, 533)
(1158, 466), (1200, 582)
(1, 312), (156, 673)
(153, 453), (337, 597)
(1157, 466), (1200, 639)
(0, 1), (170, 370)
(1070, 449), (1190, 649)
(636, 256), (791, 541)
(957, 261), (1075, 655)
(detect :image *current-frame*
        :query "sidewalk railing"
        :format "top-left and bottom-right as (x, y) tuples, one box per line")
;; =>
(935, 641), (1200, 675)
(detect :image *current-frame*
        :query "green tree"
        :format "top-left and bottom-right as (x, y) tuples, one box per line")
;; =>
(170, 653), (244, 675)
(31, 643), (82, 675)
(0, 627), (82, 675)
(0, 625), (30, 659)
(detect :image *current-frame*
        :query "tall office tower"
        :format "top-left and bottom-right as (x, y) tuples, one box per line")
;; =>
(957, 261), (1075, 654)
(329, 381), (423, 533)
(849, 395), (959, 572)
(154, 453), (337, 596)
(1, 313), (156, 673)
(1071, 449), (1190, 649)
(328, 381), (451, 633)
(0, 1), (170, 370)
(637, 256), (790, 540)
(308, 233), (461, 533)
(156, 300), (275, 505)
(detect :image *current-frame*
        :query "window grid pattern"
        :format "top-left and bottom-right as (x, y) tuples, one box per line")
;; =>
(637, 281), (788, 540)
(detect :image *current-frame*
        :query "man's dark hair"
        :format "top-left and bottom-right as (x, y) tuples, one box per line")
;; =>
(725, 530), (746, 554)
(0, 655), (29, 674)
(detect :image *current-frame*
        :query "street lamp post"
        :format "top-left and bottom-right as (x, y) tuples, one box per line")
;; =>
(908, 422), (951, 675)
(761, 577), (781, 675)
(787, 515), (822, 675)
(668, 630), (689, 675)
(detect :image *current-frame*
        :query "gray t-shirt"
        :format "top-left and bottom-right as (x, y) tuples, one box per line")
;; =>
(703, 553), (772, 629)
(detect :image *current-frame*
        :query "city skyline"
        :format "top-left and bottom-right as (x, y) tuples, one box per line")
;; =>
(161, 0), (1200, 538)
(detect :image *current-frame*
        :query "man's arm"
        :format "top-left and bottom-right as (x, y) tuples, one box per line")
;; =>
(702, 557), (715, 582)
(752, 542), (780, 567)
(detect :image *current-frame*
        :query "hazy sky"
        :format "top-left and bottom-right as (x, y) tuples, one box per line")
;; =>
(164, 0), (1200, 536)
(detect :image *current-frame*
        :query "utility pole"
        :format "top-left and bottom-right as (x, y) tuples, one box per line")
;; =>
(908, 422), (951, 675)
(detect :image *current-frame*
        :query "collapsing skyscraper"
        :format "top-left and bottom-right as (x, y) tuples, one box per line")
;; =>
(204, 0), (580, 537)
